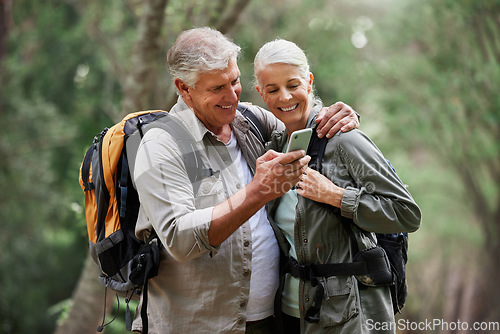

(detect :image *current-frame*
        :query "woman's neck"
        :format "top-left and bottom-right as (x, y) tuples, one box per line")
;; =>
(286, 108), (312, 138)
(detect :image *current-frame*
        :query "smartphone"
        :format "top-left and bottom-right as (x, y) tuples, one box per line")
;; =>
(286, 128), (313, 153)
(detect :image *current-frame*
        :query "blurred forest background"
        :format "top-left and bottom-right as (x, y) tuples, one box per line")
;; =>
(1, 0), (499, 333)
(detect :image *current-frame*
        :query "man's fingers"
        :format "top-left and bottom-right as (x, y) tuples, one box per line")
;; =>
(317, 102), (359, 138)
(316, 102), (347, 138)
(259, 149), (280, 162)
(316, 103), (342, 131)
(325, 114), (359, 137)
(340, 119), (360, 133)
(277, 150), (306, 165)
(288, 155), (311, 172)
(274, 153), (310, 178)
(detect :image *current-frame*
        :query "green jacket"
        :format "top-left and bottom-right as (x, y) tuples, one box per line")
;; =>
(266, 109), (421, 334)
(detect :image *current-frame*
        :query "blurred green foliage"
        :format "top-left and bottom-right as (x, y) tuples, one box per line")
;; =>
(1, 0), (498, 333)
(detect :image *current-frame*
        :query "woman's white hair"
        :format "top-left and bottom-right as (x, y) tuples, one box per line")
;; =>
(167, 27), (241, 88)
(254, 39), (310, 82)
(254, 39), (321, 106)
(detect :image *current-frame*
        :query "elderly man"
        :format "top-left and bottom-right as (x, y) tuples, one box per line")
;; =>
(131, 27), (359, 334)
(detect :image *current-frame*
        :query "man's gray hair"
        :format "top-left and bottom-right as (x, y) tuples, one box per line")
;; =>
(167, 27), (241, 88)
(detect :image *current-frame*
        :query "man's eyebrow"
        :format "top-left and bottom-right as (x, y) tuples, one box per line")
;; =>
(210, 83), (225, 90)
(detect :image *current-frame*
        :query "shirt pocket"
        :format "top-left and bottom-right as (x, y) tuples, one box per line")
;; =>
(194, 175), (225, 209)
(318, 275), (359, 328)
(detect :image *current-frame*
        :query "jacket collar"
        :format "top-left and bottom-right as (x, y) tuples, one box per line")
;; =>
(305, 104), (322, 130)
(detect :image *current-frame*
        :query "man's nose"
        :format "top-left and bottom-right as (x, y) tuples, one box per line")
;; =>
(225, 85), (240, 102)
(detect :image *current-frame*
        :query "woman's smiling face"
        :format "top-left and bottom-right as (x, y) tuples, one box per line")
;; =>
(256, 63), (313, 135)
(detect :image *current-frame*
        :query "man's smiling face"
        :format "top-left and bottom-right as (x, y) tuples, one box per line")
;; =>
(178, 58), (242, 134)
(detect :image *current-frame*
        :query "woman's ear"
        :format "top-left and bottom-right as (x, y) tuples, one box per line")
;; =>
(307, 73), (314, 93)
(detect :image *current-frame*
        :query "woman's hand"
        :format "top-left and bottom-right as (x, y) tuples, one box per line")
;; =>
(296, 167), (345, 208)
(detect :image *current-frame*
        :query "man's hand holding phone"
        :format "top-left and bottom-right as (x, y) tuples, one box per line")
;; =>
(252, 149), (310, 202)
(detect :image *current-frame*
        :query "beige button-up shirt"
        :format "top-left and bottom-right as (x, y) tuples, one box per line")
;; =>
(131, 98), (283, 333)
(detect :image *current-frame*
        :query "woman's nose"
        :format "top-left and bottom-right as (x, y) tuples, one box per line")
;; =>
(278, 89), (292, 102)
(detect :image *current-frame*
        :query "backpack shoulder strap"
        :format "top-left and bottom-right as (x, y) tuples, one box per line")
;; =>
(130, 113), (208, 195)
(306, 128), (360, 251)
(81, 144), (97, 191)
(306, 126), (328, 174)
(237, 103), (269, 144)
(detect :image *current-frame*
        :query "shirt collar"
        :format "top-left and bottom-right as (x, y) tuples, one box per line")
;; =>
(169, 97), (251, 143)
(169, 96), (212, 142)
(306, 104), (322, 129)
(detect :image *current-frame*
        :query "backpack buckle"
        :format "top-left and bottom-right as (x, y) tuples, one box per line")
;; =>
(287, 258), (312, 280)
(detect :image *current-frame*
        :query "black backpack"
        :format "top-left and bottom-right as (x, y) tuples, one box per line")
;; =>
(306, 127), (409, 315)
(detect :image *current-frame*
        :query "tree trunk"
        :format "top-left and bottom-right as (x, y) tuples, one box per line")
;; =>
(0, 0), (13, 112)
(60, 1), (254, 332)
(464, 240), (500, 326)
(54, 253), (113, 334)
(55, 2), (169, 333)
(0, 0), (11, 63)
(121, 0), (169, 116)
(215, 0), (252, 34)
(441, 222), (500, 334)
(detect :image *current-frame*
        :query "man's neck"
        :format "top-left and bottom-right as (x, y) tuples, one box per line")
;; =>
(213, 124), (232, 144)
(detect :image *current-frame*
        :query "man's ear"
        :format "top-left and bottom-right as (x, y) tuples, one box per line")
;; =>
(175, 78), (191, 101)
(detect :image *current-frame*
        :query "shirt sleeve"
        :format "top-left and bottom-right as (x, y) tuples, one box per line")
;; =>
(133, 128), (220, 262)
(338, 130), (422, 233)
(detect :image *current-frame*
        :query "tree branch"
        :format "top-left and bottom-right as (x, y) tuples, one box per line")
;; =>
(215, 0), (252, 34)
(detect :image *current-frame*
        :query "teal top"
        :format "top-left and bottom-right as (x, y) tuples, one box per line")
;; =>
(274, 141), (300, 318)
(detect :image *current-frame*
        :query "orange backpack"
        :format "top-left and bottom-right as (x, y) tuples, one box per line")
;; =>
(79, 104), (265, 332)
(79, 110), (167, 332)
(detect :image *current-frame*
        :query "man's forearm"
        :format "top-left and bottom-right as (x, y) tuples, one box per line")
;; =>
(208, 149), (309, 246)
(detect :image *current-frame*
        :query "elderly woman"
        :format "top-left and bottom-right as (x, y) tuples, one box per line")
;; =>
(253, 39), (421, 334)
